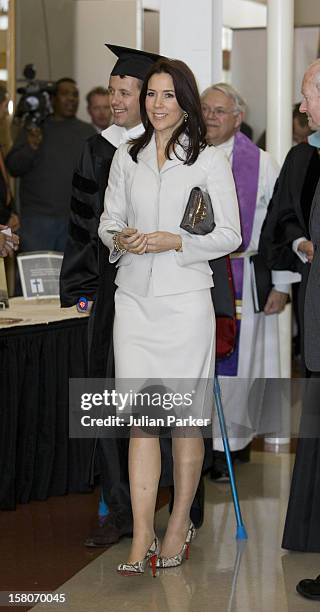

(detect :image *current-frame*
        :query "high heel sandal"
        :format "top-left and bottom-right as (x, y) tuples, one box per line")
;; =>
(117, 536), (160, 577)
(156, 522), (196, 569)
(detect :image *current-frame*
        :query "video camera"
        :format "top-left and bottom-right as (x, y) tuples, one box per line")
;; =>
(14, 64), (56, 128)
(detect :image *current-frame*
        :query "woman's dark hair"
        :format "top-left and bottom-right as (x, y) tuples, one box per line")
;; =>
(129, 58), (207, 165)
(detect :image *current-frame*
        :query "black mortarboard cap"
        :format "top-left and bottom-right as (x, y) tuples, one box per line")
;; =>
(106, 44), (161, 81)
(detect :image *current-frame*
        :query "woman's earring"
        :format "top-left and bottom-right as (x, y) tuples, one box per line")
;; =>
(184, 112), (188, 122)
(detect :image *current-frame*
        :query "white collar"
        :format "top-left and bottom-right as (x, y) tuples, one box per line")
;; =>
(101, 123), (144, 148)
(215, 135), (235, 152)
(214, 135), (235, 162)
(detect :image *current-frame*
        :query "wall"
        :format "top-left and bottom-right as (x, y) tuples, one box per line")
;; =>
(73, 0), (137, 121)
(223, 0), (266, 28)
(15, 0), (75, 82)
(231, 27), (320, 141)
(143, 9), (159, 54)
(159, 0), (216, 92)
(15, 0), (138, 122)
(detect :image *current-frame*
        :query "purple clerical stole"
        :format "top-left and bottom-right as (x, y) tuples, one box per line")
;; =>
(216, 131), (260, 376)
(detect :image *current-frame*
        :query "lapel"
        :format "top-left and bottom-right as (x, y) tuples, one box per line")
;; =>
(138, 133), (159, 177)
(309, 175), (320, 236)
(160, 138), (187, 174)
(138, 133), (187, 176)
(297, 146), (320, 234)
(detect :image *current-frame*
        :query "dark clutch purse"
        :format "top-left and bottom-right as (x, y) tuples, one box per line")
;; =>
(180, 187), (215, 235)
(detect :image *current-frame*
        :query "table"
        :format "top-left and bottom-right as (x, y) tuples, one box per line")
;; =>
(0, 298), (94, 510)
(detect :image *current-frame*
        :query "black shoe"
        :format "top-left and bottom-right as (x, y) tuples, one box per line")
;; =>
(210, 451), (230, 483)
(233, 442), (251, 464)
(84, 512), (133, 547)
(190, 477), (205, 529)
(296, 575), (320, 600)
(168, 477), (205, 529)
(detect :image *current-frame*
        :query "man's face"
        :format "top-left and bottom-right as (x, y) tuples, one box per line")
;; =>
(108, 75), (141, 129)
(87, 93), (111, 130)
(300, 72), (320, 130)
(201, 89), (243, 146)
(53, 81), (79, 119)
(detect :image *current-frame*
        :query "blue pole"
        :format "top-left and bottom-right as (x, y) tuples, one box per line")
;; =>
(98, 491), (109, 518)
(213, 377), (248, 540)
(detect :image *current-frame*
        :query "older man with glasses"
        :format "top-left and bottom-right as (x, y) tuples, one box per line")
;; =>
(201, 83), (290, 479)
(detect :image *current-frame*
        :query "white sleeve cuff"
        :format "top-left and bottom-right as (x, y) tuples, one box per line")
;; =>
(292, 237), (309, 263)
(109, 248), (122, 263)
(273, 284), (290, 294)
(271, 270), (301, 285)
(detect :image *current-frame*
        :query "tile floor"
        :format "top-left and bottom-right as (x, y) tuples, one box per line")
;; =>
(27, 451), (320, 612)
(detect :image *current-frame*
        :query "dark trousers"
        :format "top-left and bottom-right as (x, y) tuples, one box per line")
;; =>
(21, 214), (69, 253)
(282, 373), (320, 551)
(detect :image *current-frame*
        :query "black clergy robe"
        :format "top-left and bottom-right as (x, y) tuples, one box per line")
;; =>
(259, 142), (320, 368)
(259, 142), (320, 552)
(259, 142), (319, 273)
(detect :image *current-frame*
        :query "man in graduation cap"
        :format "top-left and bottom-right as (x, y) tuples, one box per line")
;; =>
(60, 44), (159, 313)
(60, 45), (205, 547)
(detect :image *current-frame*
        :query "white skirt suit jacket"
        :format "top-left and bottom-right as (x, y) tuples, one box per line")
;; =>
(98, 134), (241, 417)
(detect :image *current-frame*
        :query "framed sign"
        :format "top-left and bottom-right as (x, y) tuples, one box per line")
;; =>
(17, 251), (63, 299)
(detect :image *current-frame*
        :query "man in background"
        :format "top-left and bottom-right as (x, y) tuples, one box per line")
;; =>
(6, 78), (95, 252)
(0, 84), (19, 233)
(265, 58), (320, 601)
(201, 83), (289, 480)
(256, 102), (313, 150)
(86, 86), (112, 132)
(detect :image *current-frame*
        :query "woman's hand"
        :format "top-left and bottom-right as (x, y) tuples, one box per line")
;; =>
(117, 228), (148, 255)
(0, 226), (19, 257)
(7, 213), (20, 232)
(145, 232), (182, 253)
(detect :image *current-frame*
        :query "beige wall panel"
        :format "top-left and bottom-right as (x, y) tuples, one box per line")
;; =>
(231, 26), (320, 141)
(143, 9), (159, 54)
(0, 30), (7, 52)
(74, 0), (137, 122)
(15, 0), (75, 82)
(250, 0), (320, 26)
(294, 0), (320, 27)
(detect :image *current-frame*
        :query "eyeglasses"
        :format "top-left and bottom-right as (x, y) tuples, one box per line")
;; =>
(201, 105), (238, 118)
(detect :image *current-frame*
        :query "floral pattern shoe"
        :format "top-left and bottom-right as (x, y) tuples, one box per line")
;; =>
(117, 537), (160, 577)
(156, 522), (196, 568)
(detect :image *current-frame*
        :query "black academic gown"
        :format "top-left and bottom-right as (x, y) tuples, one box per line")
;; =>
(259, 143), (320, 552)
(60, 133), (131, 513)
(60, 133), (116, 310)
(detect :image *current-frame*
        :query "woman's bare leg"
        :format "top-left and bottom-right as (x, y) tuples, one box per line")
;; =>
(160, 432), (204, 557)
(127, 429), (161, 562)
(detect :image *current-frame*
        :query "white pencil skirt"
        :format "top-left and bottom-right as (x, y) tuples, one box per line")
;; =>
(113, 287), (215, 421)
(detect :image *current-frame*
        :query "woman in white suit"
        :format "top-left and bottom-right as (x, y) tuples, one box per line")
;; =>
(99, 58), (241, 575)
